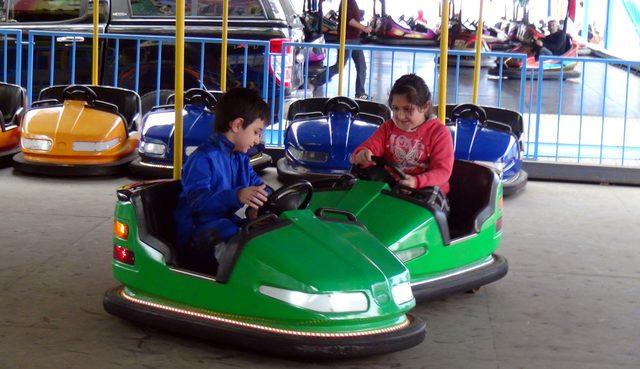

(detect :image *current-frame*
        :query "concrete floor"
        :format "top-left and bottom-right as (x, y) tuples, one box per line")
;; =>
(1, 166), (639, 369)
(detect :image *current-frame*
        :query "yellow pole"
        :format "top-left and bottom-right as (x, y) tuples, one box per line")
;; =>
(472, 0), (484, 105)
(438, 0), (450, 123)
(92, 0), (99, 85)
(173, 0), (185, 179)
(220, 0), (229, 91)
(337, 0), (348, 96)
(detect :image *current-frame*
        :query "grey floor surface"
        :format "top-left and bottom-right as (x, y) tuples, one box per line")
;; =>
(1, 166), (639, 369)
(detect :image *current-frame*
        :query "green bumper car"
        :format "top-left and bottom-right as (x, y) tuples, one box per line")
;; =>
(103, 180), (425, 358)
(309, 158), (508, 302)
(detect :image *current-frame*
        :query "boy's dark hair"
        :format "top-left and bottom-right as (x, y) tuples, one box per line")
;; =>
(214, 87), (270, 133)
(388, 74), (432, 108)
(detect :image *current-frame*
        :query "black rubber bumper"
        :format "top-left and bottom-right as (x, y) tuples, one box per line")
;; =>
(103, 286), (426, 359)
(12, 151), (135, 176)
(411, 254), (508, 302)
(276, 157), (348, 183)
(0, 146), (19, 162)
(130, 153), (273, 179)
(488, 67), (581, 80)
(502, 169), (528, 197)
(364, 36), (439, 47)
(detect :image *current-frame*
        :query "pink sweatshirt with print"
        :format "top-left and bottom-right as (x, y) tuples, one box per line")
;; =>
(354, 117), (454, 194)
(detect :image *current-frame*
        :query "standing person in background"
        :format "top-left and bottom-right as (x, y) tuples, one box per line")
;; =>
(312, 0), (372, 100)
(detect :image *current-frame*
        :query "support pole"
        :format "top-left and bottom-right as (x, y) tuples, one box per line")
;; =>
(221, 0), (229, 91)
(337, 0), (348, 96)
(173, 0), (186, 179)
(438, 0), (450, 123)
(472, 0), (484, 105)
(92, 0), (99, 85)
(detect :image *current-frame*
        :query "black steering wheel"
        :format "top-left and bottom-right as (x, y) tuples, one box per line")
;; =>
(184, 88), (217, 111)
(323, 96), (360, 116)
(259, 180), (313, 216)
(451, 103), (487, 124)
(62, 85), (97, 105)
(352, 155), (406, 187)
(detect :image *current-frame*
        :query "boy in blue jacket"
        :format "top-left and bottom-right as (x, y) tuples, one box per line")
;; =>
(174, 87), (270, 273)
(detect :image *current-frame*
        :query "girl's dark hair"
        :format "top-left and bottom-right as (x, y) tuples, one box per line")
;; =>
(388, 74), (432, 108)
(214, 87), (270, 133)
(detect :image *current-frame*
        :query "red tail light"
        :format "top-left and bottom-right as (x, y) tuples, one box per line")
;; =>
(269, 38), (293, 89)
(113, 245), (135, 265)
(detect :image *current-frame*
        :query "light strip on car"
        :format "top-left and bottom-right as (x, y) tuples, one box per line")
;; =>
(118, 287), (409, 337)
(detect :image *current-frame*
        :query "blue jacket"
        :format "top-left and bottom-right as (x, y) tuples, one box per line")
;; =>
(174, 133), (264, 247)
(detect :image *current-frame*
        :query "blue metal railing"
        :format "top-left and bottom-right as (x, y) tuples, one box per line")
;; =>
(0, 29), (22, 85)
(25, 30), (270, 104)
(14, 30), (640, 169)
(530, 55), (640, 166)
(271, 40), (528, 147)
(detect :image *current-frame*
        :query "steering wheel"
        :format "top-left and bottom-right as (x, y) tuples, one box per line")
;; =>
(62, 85), (97, 105)
(352, 155), (406, 187)
(451, 103), (487, 124)
(323, 96), (360, 116)
(184, 88), (217, 111)
(259, 180), (313, 216)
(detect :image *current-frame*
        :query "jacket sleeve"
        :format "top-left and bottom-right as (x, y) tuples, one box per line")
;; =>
(354, 120), (391, 157)
(183, 154), (242, 216)
(414, 123), (454, 189)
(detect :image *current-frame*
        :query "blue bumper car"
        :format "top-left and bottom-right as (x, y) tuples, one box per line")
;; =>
(130, 89), (271, 178)
(277, 97), (526, 196)
(445, 104), (527, 196)
(276, 97), (391, 182)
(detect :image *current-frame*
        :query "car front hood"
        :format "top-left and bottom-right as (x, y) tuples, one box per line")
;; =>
(21, 102), (126, 156)
(237, 210), (412, 313)
(286, 112), (378, 170)
(142, 105), (213, 158)
(452, 119), (517, 163)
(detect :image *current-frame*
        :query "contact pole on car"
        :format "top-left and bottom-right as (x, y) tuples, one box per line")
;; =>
(437, 0), (450, 123)
(92, 0), (99, 85)
(221, 0), (229, 91)
(173, 0), (186, 179)
(472, 0), (484, 105)
(337, 0), (349, 95)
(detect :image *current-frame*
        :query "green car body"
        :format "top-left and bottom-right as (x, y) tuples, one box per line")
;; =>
(308, 160), (508, 301)
(103, 180), (426, 358)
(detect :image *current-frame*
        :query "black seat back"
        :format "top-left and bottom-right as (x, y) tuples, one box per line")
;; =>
(437, 104), (524, 137)
(448, 160), (498, 239)
(287, 97), (390, 125)
(0, 82), (26, 125)
(138, 181), (181, 265)
(39, 85), (141, 130)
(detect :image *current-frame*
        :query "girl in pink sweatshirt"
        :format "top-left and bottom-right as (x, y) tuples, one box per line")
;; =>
(352, 74), (454, 194)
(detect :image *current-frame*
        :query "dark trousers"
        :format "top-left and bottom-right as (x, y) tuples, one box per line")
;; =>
(314, 39), (367, 96)
(536, 47), (553, 61)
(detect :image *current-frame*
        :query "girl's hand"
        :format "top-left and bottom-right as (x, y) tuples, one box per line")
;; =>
(399, 174), (417, 189)
(351, 149), (373, 166)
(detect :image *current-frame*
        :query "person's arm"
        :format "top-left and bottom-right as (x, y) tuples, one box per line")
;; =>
(354, 120), (390, 157)
(184, 155), (242, 216)
(348, 18), (372, 33)
(413, 125), (454, 189)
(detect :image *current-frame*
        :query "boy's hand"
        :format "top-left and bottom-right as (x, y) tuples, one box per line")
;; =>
(238, 184), (269, 209)
(351, 149), (373, 166)
(399, 174), (417, 189)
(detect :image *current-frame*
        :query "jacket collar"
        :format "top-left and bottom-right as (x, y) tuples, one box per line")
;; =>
(210, 132), (235, 153)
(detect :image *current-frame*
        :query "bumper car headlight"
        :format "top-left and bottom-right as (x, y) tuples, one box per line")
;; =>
(391, 282), (414, 305)
(21, 137), (53, 151)
(259, 285), (368, 313)
(288, 146), (328, 163)
(140, 141), (167, 156)
(393, 247), (426, 263)
(73, 138), (120, 152)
